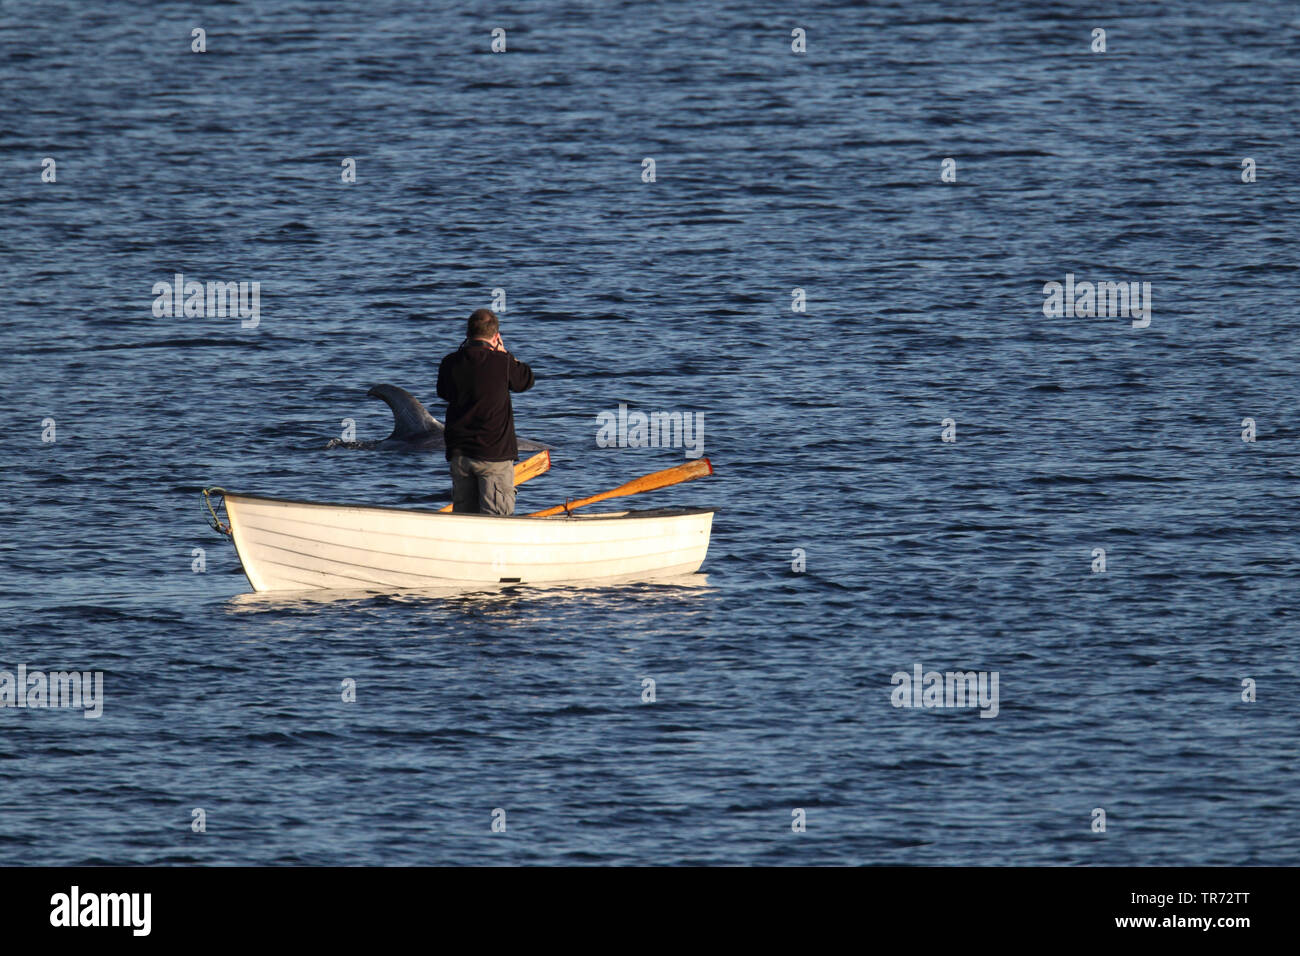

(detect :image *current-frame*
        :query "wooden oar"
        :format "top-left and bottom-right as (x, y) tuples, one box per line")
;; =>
(529, 458), (713, 517)
(438, 450), (550, 512)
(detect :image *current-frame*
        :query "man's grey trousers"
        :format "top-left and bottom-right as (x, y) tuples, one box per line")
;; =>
(449, 454), (516, 516)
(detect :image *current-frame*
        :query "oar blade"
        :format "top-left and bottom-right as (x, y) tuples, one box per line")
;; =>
(529, 457), (713, 517)
(608, 457), (712, 498)
(514, 449), (551, 483)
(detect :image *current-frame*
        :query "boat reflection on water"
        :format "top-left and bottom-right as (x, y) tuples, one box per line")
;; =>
(225, 572), (713, 614)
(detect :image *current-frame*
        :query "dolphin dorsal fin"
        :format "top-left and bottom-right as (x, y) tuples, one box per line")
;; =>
(366, 384), (443, 440)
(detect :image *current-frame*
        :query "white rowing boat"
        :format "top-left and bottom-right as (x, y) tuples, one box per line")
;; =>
(206, 491), (714, 593)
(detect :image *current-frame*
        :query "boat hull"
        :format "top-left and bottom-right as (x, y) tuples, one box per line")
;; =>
(220, 493), (714, 592)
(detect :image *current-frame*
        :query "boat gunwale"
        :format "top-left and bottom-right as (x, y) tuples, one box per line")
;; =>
(220, 491), (716, 522)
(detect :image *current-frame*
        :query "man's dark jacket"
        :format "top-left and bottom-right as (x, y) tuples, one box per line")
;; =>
(436, 339), (535, 462)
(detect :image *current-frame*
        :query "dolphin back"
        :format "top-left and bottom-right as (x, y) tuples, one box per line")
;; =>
(365, 382), (551, 452)
(367, 384), (444, 442)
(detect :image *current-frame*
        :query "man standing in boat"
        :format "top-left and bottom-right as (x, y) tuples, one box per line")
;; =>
(436, 308), (535, 515)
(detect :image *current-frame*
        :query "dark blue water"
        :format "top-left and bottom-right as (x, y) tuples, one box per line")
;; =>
(2, 0), (1298, 864)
